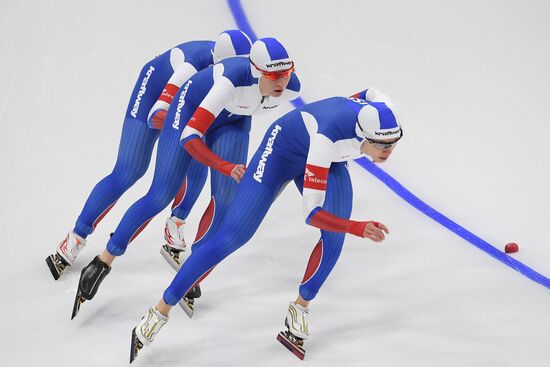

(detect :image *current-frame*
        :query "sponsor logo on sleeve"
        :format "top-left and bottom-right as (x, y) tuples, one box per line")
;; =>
(303, 164), (328, 190)
(253, 124), (282, 183)
(172, 80), (193, 130)
(130, 66), (155, 118)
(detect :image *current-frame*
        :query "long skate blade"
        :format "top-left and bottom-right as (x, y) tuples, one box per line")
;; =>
(71, 290), (86, 320)
(277, 331), (305, 360)
(45, 255), (61, 280)
(160, 245), (181, 272)
(130, 327), (143, 364)
(177, 297), (194, 319)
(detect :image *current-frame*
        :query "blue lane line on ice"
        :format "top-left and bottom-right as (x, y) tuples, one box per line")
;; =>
(226, 0), (550, 290)
(226, 0), (306, 109)
(355, 157), (550, 289)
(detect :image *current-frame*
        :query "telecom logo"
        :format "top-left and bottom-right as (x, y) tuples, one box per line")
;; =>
(161, 88), (174, 101)
(130, 66), (155, 118)
(253, 124), (282, 183)
(304, 165), (328, 190)
(172, 80), (193, 130)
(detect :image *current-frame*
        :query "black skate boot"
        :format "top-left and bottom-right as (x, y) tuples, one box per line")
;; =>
(71, 255), (111, 319)
(178, 284), (202, 318)
(45, 253), (70, 280)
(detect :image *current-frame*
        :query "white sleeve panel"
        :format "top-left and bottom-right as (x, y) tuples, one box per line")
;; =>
(306, 134), (339, 168)
(167, 62), (199, 89)
(197, 75), (236, 118)
(180, 75), (234, 140)
(302, 134), (340, 220)
(180, 125), (204, 142)
(147, 62), (199, 121)
(148, 100), (170, 120)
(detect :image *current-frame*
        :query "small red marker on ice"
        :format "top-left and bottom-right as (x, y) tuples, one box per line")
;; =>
(505, 243), (519, 253)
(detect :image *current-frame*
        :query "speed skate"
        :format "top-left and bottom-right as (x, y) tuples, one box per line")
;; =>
(277, 329), (306, 360)
(178, 296), (194, 318)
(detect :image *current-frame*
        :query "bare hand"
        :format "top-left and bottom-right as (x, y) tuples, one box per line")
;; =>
(231, 164), (246, 183)
(363, 221), (389, 243)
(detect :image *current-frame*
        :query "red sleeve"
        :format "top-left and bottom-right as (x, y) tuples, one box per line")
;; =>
(308, 209), (369, 237)
(184, 138), (235, 176)
(149, 109), (167, 129)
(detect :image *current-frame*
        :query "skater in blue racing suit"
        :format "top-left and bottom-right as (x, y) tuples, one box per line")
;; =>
(130, 88), (403, 360)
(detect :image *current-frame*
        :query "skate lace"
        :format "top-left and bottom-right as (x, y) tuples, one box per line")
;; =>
(165, 219), (186, 248)
(59, 233), (86, 262)
(140, 308), (168, 343)
(288, 305), (309, 335)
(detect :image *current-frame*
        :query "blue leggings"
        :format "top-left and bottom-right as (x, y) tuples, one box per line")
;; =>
(162, 145), (353, 305)
(73, 57), (208, 238)
(105, 100), (251, 256)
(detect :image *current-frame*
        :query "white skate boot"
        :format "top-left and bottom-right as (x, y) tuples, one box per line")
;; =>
(130, 306), (169, 363)
(160, 216), (187, 271)
(45, 231), (86, 280)
(277, 302), (309, 360)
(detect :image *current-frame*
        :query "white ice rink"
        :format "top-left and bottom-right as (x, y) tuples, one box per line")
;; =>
(1, 1), (550, 366)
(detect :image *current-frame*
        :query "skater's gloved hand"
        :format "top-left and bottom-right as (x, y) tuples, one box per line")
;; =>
(230, 164), (246, 183)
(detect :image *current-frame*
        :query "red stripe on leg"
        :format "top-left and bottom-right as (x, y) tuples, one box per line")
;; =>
(171, 178), (188, 210)
(129, 218), (153, 243)
(190, 267), (214, 290)
(93, 201), (117, 229)
(301, 239), (323, 285)
(193, 196), (216, 243)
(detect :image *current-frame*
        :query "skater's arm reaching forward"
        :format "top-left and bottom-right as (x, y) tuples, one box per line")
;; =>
(302, 134), (389, 242)
(179, 78), (245, 182)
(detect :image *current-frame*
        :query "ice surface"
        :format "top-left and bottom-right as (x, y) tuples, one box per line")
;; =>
(1, 1), (549, 366)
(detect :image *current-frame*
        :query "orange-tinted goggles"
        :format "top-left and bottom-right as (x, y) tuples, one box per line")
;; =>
(254, 61), (295, 80)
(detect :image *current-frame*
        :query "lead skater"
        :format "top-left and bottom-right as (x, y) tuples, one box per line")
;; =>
(129, 88), (402, 361)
